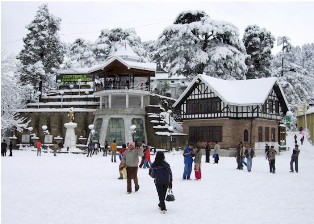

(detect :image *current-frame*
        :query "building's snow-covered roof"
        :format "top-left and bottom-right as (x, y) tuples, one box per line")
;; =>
(55, 68), (91, 74)
(174, 74), (289, 107)
(112, 43), (141, 61)
(151, 72), (187, 80)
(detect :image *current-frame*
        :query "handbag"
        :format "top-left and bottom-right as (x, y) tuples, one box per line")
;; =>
(165, 188), (175, 202)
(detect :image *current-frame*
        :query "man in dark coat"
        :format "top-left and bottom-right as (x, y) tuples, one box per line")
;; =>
(1, 140), (7, 156)
(290, 145), (300, 173)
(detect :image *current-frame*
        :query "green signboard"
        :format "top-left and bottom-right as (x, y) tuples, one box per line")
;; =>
(57, 74), (93, 83)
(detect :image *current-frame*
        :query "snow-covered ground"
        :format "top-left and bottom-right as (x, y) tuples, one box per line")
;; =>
(2, 132), (314, 224)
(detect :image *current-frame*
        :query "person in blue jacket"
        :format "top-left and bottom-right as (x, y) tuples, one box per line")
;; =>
(183, 143), (194, 180)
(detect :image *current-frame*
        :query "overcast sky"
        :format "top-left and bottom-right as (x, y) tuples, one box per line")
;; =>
(1, 1), (314, 56)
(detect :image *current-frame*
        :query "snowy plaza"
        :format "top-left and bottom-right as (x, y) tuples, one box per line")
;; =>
(2, 132), (314, 224)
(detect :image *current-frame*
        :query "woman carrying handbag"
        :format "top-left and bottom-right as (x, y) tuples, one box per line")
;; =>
(149, 151), (173, 214)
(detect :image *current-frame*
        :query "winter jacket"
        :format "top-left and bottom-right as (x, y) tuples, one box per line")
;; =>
(36, 141), (42, 150)
(244, 147), (255, 158)
(268, 148), (276, 160)
(183, 146), (194, 164)
(194, 150), (202, 164)
(110, 142), (117, 151)
(144, 149), (151, 161)
(151, 161), (173, 185)
(214, 143), (220, 154)
(291, 148), (300, 158)
(122, 148), (144, 167)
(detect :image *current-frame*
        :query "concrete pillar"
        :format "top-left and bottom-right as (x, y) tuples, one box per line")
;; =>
(109, 93), (112, 108)
(126, 92), (129, 108)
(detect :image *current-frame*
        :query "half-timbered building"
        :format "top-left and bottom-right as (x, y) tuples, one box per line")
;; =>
(173, 74), (289, 149)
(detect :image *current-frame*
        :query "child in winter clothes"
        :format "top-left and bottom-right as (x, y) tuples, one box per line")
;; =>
(143, 146), (152, 168)
(194, 146), (202, 180)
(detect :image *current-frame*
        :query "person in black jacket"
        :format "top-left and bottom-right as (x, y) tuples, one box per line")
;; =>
(290, 145), (300, 173)
(1, 140), (7, 156)
(149, 151), (173, 213)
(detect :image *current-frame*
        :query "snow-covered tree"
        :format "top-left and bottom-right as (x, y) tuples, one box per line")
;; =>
(153, 10), (247, 79)
(63, 38), (97, 68)
(243, 25), (275, 79)
(17, 4), (64, 95)
(301, 43), (314, 78)
(1, 51), (29, 138)
(93, 28), (148, 63)
(272, 42), (313, 105)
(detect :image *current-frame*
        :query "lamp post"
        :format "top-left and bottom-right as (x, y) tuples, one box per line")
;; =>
(130, 125), (136, 142)
(167, 109), (172, 126)
(78, 79), (81, 96)
(168, 126), (174, 152)
(28, 127), (33, 146)
(57, 79), (61, 90)
(88, 124), (95, 142)
(42, 125), (50, 153)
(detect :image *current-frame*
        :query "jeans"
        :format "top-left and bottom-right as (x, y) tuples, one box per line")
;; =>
(269, 159), (276, 173)
(143, 160), (152, 168)
(246, 157), (252, 172)
(183, 162), (192, 179)
(111, 151), (117, 162)
(290, 156), (299, 172)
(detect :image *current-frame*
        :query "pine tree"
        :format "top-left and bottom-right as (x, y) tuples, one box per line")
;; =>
(272, 41), (313, 105)
(63, 38), (97, 68)
(93, 28), (148, 63)
(243, 25), (275, 79)
(153, 10), (247, 79)
(17, 4), (64, 97)
(1, 51), (29, 137)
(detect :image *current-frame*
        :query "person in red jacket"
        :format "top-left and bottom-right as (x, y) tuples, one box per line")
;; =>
(143, 146), (152, 168)
(36, 140), (42, 156)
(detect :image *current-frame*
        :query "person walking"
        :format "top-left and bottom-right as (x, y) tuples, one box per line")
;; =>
(268, 146), (277, 174)
(244, 144), (255, 172)
(87, 141), (94, 157)
(204, 141), (211, 163)
(1, 140), (7, 156)
(194, 145), (202, 180)
(121, 141), (143, 194)
(9, 141), (13, 156)
(265, 144), (270, 160)
(118, 144), (127, 179)
(110, 140), (118, 162)
(36, 140), (42, 156)
(143, 146), (152, 169)
(236, 143), (244, 170)
(139, 141), (146, 168)
(103, 140), (108, 156)
(149, 151), (173, 214)
(213, 141), (220, 164)
(290, 144), (300, 173)
(182, 143), (194, 180)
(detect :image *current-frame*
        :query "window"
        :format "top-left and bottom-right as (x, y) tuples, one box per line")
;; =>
(189, 126), (222, 143)
(186, 98), (221, 114)
(258, 126), (263, 142)
(265, 127), (270, 142)
(275, 101), (280, 114)
(244, 130), (249, 142)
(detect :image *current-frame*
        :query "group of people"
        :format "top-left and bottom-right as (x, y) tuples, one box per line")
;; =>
(236, 142), (255, 172)
(1, 140), (13, 157)
(183, 141), (220, 180)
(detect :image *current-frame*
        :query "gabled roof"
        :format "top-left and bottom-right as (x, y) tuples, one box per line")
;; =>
(173, 74), (289, 111)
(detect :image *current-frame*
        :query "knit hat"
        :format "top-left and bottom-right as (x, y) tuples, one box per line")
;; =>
(128, 141), (135, 147)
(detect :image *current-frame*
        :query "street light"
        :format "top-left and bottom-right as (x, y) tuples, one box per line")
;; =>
(42, 125), (50, 153)
(167, 109), (172, 126)
(88, 124), (95, 142)
(78, 79), (81, 96)
(130, 125), (136, 142)
(168, 126), (174, 152)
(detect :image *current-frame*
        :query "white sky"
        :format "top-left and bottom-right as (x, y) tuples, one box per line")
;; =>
(1, 0), (314, 56)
